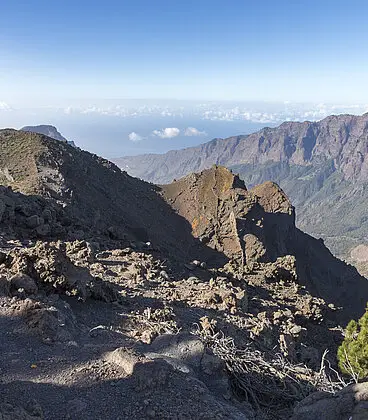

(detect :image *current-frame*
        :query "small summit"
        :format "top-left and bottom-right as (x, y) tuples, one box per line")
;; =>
(251, 181), (294, 215)
(21, 124), (76, 147)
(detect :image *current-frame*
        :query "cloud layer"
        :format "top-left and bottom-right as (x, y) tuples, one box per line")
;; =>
(61, 102), (368, 125)
(127, 127), (207, 142)
(0, 101), (11, 111)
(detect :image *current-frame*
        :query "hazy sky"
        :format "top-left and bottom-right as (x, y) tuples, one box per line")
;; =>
(1, 0), (368, 106)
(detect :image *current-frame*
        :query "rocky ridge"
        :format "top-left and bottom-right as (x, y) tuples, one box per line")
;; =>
(113, 112), (368, 275)
(161, 166), (368, 322)
(114, 113), (368, 184)
(1, 129), (368, 419)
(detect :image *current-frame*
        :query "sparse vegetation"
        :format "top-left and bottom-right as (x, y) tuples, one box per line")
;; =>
(0, 129), (49, 193)
(338, 305), (368, 381)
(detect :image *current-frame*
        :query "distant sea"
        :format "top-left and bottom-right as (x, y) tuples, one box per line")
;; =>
(0, 111), (275, 158)
(45, 115), (276, 158)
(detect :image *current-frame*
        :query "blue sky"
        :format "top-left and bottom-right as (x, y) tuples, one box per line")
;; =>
(1, 0), (368, 105)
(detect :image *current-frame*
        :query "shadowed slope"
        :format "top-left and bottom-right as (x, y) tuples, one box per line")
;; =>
(162, 166), (368, 322)
(0, 129), (224, 264)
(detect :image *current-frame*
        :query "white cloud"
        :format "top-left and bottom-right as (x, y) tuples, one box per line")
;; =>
(64, 106), (74, 114)
(0, 101), (12, 111)
(184, 127), (207, 136)
(128, 131), (144, 142)
(152, 127), (180, 139)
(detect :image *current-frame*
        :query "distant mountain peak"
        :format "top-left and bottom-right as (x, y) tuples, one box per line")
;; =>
(21, 124), (76, 147)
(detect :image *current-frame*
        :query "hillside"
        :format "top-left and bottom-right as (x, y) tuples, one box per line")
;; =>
(1, 129), (366, 319)
(114, 113), (368, 272)
(1, 129), (368, 419)
(0, 129), (214, 264)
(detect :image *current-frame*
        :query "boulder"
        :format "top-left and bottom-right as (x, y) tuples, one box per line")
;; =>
(106, 348), (146, 375)
(145, 333), (206, 369)
(106, 347), (172, 391)
(19, 299), (75, 342)
(132, 358), (172, 391)
(10, 273), (38, 295)
(292, 382), (368, 420)
(26, 215), (43, 229)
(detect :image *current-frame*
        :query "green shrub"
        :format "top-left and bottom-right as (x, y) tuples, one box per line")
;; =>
(338, 306), (368, 379)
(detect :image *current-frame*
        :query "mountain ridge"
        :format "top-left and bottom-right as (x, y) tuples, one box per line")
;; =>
(113, 112), (368, 273)
(113, 112), (368, 183)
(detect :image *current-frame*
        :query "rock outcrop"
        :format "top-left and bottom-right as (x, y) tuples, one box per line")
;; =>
(162, 167), (295, 265)
(162, 166), (368, 322)
(113, 112), (368, 276)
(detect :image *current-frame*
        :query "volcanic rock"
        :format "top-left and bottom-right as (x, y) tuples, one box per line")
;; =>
(292, 382), (368, 420)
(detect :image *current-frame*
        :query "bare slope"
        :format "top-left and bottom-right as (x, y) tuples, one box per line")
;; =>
(0, 129), (216, 263)
(1, 129), (367, 320)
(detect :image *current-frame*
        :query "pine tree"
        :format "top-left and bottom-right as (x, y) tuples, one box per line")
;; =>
(338, 306), (368, 379)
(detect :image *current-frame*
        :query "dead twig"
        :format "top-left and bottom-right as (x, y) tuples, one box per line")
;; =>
(196, 327), (347, 418)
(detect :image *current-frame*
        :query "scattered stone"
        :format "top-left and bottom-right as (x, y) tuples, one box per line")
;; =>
(289, 325), (302, 335)
(159, 270), (170, 280)
(10, 273), (38, 295)
(1, 133), (367, 420)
